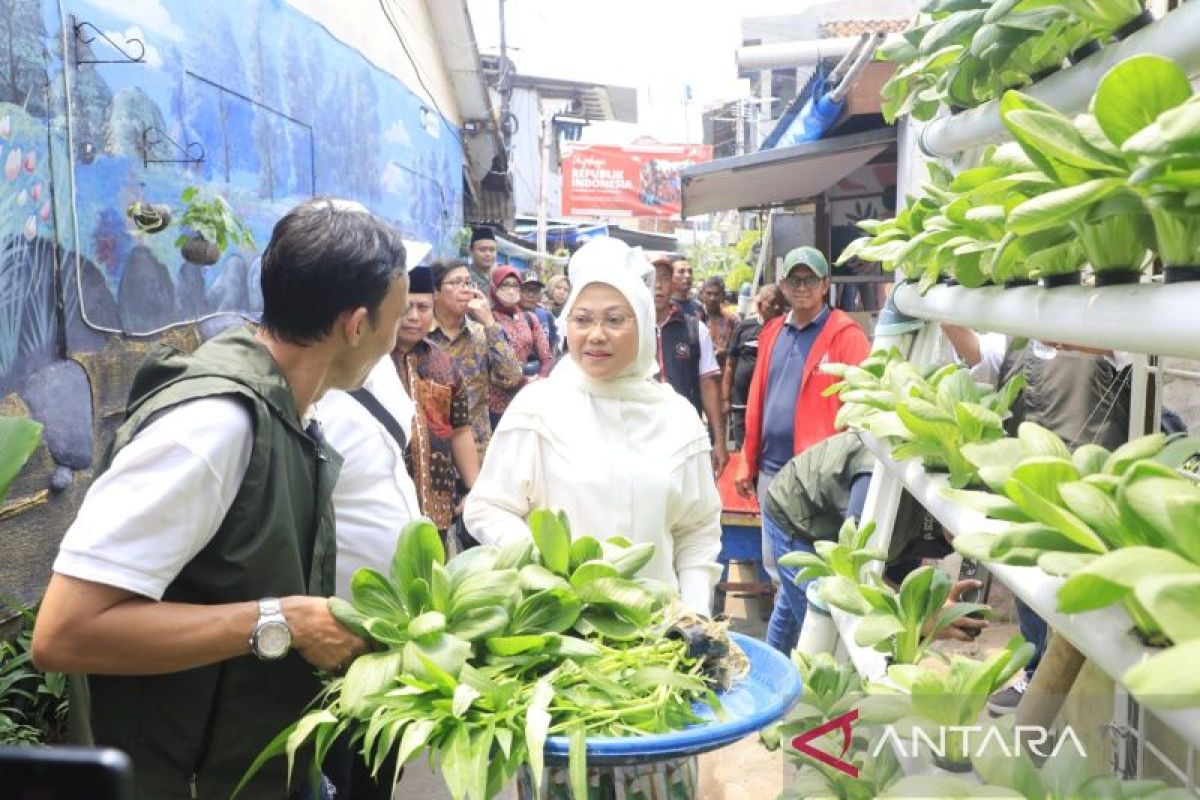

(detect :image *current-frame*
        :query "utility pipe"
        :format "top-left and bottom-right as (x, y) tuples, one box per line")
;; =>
(921, 3), (1200, 158)
(827, 33), (869, 86)
(830, 32), (885, 103)
(738, 36), (873, 70)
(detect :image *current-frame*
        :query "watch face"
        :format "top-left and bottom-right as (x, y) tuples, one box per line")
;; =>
(256, 622), (290, 659)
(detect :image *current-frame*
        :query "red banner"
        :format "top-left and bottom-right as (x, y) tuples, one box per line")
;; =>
(561, 144), (712, 219)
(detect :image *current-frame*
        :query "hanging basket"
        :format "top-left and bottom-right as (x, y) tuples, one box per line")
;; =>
(181, 234), (220, 266)
(127, 202), (172, 234)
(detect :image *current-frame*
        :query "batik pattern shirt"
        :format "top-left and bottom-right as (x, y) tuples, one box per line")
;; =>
(489, 309), (552, 418)
(429, 317), (522, 461)
(393, 340), (470, 530)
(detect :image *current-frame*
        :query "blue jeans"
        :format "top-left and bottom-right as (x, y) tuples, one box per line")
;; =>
(756, 472), (779, 582)
(764, 508), (816, 654)
(1016, 596), (1047, 678)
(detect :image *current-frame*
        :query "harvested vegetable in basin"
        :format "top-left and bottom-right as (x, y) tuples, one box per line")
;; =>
(235, 510), (751, 800)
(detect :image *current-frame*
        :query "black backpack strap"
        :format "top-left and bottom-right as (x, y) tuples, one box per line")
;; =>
(348, 388), (407, 452)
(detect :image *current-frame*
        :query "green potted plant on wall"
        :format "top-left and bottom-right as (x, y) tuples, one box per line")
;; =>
(174, 187), (255, 266)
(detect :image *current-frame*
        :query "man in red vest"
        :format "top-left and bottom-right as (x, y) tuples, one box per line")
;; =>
(734, 246), (871, 579)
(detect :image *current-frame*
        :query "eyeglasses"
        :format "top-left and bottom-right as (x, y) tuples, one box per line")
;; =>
(782, 274), (824, 291)
(567, 312), (634, 333)
(440, 277), (471, 289)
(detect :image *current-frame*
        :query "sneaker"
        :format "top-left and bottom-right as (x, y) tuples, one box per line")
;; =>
(987, 675), (1029, 716)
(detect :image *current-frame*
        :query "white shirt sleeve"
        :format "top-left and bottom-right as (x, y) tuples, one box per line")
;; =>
(463, 425), (544, 547)
(969, 333), (1008, 385)
(316, 357), (422, 599)
(697, 321), (719, 378)
(671, 449), (723, 616)
(53, 397), (253, 600)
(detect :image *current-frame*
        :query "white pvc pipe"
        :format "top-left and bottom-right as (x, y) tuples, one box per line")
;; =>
(921, 3), (1200, 158)
(737, 36), (869, 70)
(893, 282), (1200, 362)
(859, 433), (1200, 751)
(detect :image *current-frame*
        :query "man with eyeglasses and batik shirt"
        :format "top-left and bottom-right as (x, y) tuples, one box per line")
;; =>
(734, 246), (870, 582)
(428, 260), (523, 465)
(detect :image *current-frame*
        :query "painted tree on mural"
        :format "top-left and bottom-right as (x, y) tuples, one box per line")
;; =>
(0, 0), (47, 116)
(281, 27), (317, 196)
(250, 6), (283, 201)
(350, 64), (382, 201)
(68, 47), (113, 164)
(316, 68), (350, 197)
(202, 9), (249, 184)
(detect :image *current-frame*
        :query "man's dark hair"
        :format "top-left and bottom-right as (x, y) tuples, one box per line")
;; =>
(702, 275), (725, 292)
(259, 199), (406, 345)
(431, 259), (468, 290)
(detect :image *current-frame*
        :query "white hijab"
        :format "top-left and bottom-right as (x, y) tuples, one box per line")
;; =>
(499, 238), (710, 462)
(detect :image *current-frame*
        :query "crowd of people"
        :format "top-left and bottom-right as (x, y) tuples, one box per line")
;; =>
(29, 198), (1161, 799)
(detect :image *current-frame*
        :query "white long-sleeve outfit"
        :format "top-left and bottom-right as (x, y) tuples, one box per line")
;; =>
(464, 238), (723, 615)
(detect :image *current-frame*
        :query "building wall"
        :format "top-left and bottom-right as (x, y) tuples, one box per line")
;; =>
(509, 86), (562, 218)
(287, 0), (462, 125)
(0, 0), (465, 615)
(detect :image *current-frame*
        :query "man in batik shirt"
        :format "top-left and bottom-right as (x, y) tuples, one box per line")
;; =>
(392, 266), (479, 533)
(428, 260), (523, 462)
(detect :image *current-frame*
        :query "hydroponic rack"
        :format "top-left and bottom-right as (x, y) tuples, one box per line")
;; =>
(823, 0), (1200, 787)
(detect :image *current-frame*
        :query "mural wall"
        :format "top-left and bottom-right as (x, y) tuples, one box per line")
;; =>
(0, 0), (464, 612)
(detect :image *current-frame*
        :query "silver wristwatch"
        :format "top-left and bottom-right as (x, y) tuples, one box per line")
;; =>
(249, 598), (291, 660)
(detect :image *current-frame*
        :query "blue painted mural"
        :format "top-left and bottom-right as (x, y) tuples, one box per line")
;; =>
(0, 0), (463, 396)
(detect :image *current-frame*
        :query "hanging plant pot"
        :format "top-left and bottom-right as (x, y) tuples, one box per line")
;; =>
(181, 234), (220, 266)
(1113, 9), (1154, 41)
(1093, 269), (1142, 287)
(1164, 265), (1200, 284)
(1040, 272), (1081, 289)
(126, 201), (172, 234)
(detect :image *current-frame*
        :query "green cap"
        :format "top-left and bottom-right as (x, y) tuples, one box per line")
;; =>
(782, 246), (830, 278)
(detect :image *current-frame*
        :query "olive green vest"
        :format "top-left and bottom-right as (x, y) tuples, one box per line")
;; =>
(765, 431), (876, 545)
(82, 326), (342, 800)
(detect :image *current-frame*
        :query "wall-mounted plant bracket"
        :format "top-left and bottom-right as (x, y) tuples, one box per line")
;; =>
(71, 16), (146, 67)
(140, 126), (205, 168)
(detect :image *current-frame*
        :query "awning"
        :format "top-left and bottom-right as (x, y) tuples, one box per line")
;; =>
(680, 127), (896, 217)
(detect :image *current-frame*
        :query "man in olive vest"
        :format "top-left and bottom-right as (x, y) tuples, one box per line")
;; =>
(32, 198), (408, 799)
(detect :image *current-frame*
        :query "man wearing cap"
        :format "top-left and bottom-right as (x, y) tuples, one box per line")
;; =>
(734, 246), (871, 580)
(467, 225), (499, 291)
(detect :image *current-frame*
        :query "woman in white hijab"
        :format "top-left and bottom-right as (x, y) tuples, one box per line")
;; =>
(464, 237), (722, 615)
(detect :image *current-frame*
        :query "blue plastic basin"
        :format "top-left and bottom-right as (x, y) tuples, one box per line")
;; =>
(543, 632), (801, 766)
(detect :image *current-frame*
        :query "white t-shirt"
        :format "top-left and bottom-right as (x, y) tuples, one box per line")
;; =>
(314, 358), (421, 599)
(54, 397), (254, 600)
(697, 321), (719, 378)
(464, 387), (722, 615)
